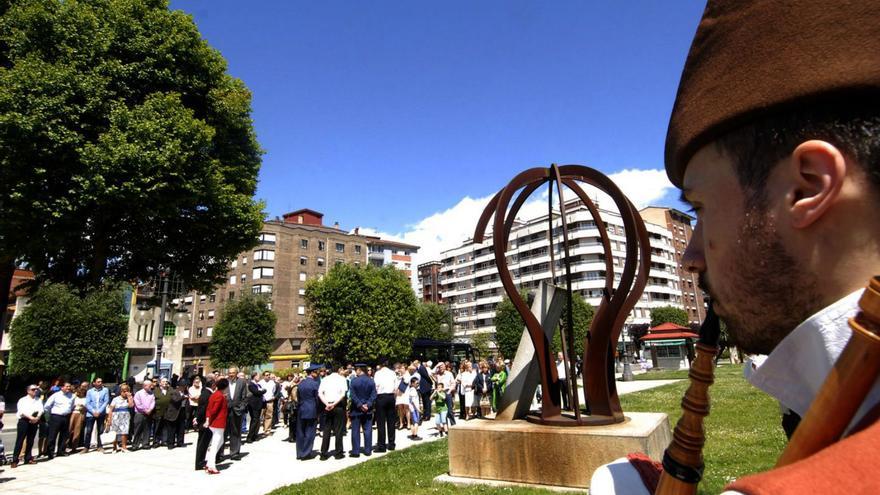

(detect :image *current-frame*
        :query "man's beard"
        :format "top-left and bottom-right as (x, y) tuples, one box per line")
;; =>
(698, 208), (821, 355)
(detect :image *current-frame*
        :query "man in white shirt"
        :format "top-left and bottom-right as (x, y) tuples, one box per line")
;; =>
(434, 363), (456, 425)
(12, 384), (43, 467)
(318, 365), (348, 460)
(590, 1), (880, 492)
(43, 382), (75, 459)
(260, 371), (277, 433)
(555, 352), (569, 410)
(373, 361), (398, 452)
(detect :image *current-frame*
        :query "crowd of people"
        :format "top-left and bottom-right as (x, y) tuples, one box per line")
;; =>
(2, 356), (511, 474)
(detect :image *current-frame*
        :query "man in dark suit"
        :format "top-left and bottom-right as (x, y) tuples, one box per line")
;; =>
(245, 372), (265, 443)
(416, 360), (433, 422)
(152, 378), (173, 447)
(193, 379), (215, 470)
(296, 365), (321, 460)
(165, 382), (187, 448)
(348, 363), (377, 457)
(223, 367), (248, 460)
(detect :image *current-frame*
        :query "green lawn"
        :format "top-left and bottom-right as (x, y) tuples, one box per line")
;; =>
(271, 364), (784, 495)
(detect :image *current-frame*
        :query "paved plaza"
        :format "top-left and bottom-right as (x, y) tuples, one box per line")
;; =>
(0, 378), (679, 495)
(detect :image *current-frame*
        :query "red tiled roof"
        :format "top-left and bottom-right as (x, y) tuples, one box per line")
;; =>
(649, 322), (691, 332)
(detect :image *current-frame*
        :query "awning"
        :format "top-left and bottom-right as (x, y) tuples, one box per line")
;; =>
(641, 332), (698, 341)
(646, 339), (686, 347)
(270, 354), (310, 361)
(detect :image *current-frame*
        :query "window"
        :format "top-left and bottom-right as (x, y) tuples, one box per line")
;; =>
(207, 327), (214, 337)
(199, 295), (206, 303)
(318, 240), (325, 251)
(298, 288), (305, 296)
(254, 249), (275, 261)
(198, 311), (205, 320)
(354, 245), (362, 255)
(354, 261), (360, 267)
(296, 323), (304, 332)
(317, 257), (325, 267)
(231, 260), (237, 269)
(300, 256), (308, 266)
(209, 293), (216, 303)
(297, 305), (305, 315)
(228, 291), (235, 301)
(208, 310), (215, 319)
(335, 259), (344, 266)
(252, 284), (273, 294)
(242, 256), (248, 265)
(299, 272), (307, 282)
(163, 321), (176, 337)
(291, 339), (303, 350)
(229, 275), (236, 285)
(240, 274), (246, 284)
(253, 267), (274, 279)
(301, 239), (309, 249)
(196, 327), (203, 338)
(335, 242), (345, 253)
(259, 233), (276, 245)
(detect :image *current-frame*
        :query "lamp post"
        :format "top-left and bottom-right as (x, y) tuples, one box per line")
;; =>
(621, 323), (635, 382)
(133, 273), (189, 380)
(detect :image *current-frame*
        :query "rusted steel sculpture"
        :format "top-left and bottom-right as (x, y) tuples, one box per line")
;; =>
(474, 164), (651, 425)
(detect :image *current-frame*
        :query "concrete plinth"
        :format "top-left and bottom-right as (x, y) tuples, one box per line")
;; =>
(445, 412), (671, 490)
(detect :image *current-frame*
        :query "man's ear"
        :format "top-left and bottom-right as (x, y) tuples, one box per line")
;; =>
(787, 140), (847, 229)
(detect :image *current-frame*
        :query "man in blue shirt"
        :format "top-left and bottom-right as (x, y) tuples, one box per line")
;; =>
(83, 377), (110, 452)
(348, 363), (377, 457)
(295, 364), (321, 460)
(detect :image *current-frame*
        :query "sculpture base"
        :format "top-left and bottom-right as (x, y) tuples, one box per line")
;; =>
(445, 412), (671, 489)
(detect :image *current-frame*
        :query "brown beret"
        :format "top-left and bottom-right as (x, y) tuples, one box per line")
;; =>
(665, 0), (880, 188)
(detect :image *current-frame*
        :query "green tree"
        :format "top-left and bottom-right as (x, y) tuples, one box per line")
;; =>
(0, 0), (265, 345)
(470, 331), (493, 359)
(494, 291), (528, 359)
(414, 302), (453, 341)
(551, 293), (595, 358)
(650, 306), (690, 327)
(9, 282), (128, 376)
(305, 264), (418, 364)
(209, 292), (277, 369)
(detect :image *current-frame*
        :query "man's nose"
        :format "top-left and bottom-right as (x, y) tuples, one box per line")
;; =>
(682, 222), (706, 274)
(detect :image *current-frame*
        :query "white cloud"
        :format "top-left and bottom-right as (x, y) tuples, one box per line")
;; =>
(355, 167), (675, 288)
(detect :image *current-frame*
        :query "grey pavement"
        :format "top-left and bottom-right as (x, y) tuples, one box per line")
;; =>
(0, 378), (680, 494)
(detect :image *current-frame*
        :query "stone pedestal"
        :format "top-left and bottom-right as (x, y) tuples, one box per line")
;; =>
(443, 412), (671, 490)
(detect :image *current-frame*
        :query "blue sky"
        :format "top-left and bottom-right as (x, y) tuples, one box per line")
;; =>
(171, 1), (706, 263)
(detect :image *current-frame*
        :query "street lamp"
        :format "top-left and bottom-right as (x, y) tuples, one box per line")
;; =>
(133, 273), (189, 379)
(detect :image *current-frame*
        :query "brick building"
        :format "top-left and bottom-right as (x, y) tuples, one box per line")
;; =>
(639, 206), (706, 323)
(365, 237), (419, 279)
(417, 261), (443, 303)
(180, 209), (371, 372)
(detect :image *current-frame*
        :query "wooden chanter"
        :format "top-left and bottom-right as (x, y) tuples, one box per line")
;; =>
(655, 277), (880, 494)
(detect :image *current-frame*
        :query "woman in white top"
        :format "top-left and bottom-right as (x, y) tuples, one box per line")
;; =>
(458, 362), (476, 420)
(187, 376), (202, 430)
(395, 364), (411, 430)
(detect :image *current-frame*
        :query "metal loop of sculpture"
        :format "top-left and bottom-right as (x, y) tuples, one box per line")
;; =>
(474, 164), (651, 426)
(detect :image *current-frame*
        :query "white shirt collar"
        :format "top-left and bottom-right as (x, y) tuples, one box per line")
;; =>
(746, 289), (865, 417)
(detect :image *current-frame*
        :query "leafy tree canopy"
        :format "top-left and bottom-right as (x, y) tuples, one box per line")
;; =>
(494, 291), (527, 359)
(9, 282), (128, 376)
(0, 0), (264, 294)
(470, 331), (493, 359)
(305, 264), (418, 364)
(650, 305), (690, 328)
(551, 292), (595, 358)
(209, 292), (276, 369)
(414, 302), (453, 342)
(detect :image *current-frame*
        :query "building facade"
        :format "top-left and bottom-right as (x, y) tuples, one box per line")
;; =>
(180, 209), (372, 372)
(440, 200), (685, 345)
(365, 237), (419, 279)
(417, 261), (444, 303)
(639, 206), (706, 323)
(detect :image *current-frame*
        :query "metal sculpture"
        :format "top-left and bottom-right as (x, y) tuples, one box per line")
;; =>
(474, 164), (651, 425)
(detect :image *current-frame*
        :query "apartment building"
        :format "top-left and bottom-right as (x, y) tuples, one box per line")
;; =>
(365, 237), (419, 279)
(417, 261), (443, 303)
(180, 208), (371, 372)
(440, 199), (684, 343)
(639, 206), (705, 323)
